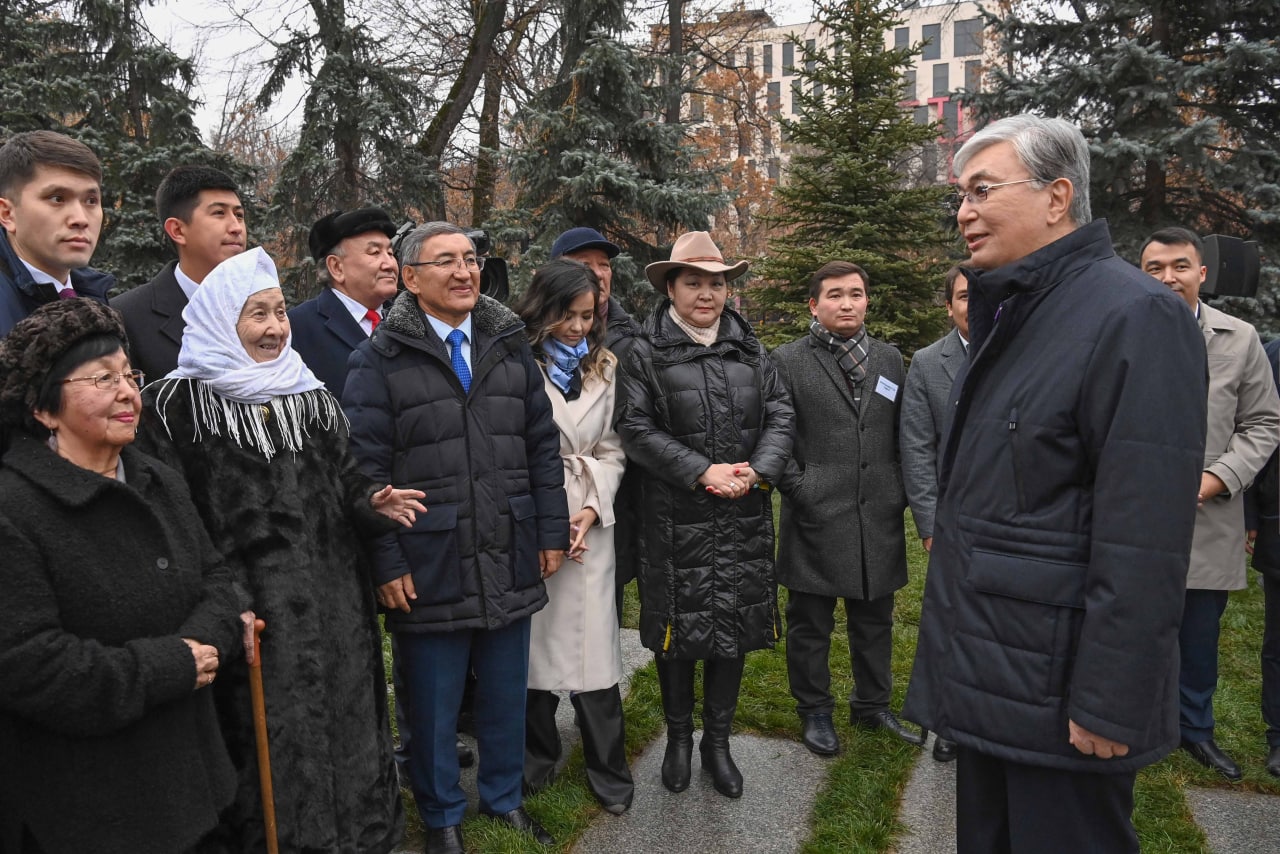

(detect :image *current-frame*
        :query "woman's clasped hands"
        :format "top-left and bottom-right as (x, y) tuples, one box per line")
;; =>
(699, 462), (758, 499)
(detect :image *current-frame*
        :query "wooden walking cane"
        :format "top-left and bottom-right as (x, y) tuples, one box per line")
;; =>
(249, 618), (280, 854)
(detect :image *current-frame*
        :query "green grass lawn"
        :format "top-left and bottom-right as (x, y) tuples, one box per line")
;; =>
(382, 513), (1278, 851)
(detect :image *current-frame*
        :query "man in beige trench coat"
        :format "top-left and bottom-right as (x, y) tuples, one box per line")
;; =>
(1140, 226), (1280, 780)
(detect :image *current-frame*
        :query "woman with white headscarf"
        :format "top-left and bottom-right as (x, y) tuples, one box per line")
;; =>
(135, 248), (424, 854)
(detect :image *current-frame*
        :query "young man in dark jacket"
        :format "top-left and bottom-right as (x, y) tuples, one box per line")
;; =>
(772, 261), (920, 757)
(111, 165), (246, 379)
(903, 115), (1207, 853)
(344, 222), (568, 854)
(0, 131), (112, 337)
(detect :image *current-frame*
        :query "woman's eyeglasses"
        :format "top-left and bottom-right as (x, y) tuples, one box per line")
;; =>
(62, 369), (145, 391)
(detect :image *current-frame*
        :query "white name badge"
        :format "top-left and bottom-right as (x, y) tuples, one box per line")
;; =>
(875, 375), (899, 402)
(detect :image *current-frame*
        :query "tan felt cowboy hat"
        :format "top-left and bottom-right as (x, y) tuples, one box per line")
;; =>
(644, 231), (749, 294)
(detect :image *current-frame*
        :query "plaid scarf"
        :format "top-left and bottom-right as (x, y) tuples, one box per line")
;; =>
(809, 319), (869, 384)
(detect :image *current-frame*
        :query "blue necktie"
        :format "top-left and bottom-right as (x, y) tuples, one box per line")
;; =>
(447, 328), (471, 393)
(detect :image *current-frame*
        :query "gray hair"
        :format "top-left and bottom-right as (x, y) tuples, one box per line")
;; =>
(397, 221), (473, 267)
(315, 244), (344, 288)
(954, 114), (1092, 226)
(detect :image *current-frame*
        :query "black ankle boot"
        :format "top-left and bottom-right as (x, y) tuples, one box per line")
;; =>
(523, 689), (561, 794)
(571, 686), (634, 813)
(655, 657), (696, 793)
(700, 657), (744, 798)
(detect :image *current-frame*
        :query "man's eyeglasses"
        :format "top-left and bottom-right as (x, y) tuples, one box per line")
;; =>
(405, 257), (485, 272)
(944, 178), (1041, 215)
(63, 369), (145, 391)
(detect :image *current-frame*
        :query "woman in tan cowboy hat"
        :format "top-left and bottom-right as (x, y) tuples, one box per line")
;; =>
(614, 231), (794, 799)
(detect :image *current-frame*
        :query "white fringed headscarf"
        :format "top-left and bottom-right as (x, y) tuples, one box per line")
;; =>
(157, 247), (343, 460)
(170, 247), (322, 403)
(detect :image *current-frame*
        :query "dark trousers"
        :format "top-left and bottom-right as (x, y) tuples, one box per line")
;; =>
(956, 747), (1138, 854)
(1264, 575), (1280, 747)
(396, 617), (531, 828)
(785, 588), (894, 717)
(1178, 588), (1230, 742)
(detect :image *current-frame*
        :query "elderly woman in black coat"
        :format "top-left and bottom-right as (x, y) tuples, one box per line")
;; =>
(134, 248), (425, 854)
(615, 231), (794, 799)
(0, 299), (242, 854)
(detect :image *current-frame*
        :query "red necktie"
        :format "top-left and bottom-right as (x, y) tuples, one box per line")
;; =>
(58, 288), (78, 299)
(365, 309), (381, 332)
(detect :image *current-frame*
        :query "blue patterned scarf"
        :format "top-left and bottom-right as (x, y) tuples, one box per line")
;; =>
(543, 337), (590, 393)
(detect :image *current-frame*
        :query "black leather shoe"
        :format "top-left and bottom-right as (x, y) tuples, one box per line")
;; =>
(932, 736), (958, 762)
(457, 738), (475, 769)
(425, 825), (463, 854)
(484, 807), (554, 845)
(1181, 739), (1243, 781)
(852, 710), (927, 747)
(1267, 745), (1280, 777)
(801, 713), (840, 756)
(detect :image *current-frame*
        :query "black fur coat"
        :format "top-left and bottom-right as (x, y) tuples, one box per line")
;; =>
(137, 379), (403, 854)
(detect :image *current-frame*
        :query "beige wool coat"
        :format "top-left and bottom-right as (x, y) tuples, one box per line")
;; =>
(528, 353), (627, 691)
(1189, 302), (1280, 590)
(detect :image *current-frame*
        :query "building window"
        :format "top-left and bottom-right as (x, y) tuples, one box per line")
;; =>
(746, 46), (754, 72)
(921, 23), (941, 60)
(768, 157), (781, 182)
(954, 18), (983, 57)
(933, 63), (949, 97)
(738, 126), (751, 157)
(943, 100), (959, 136)
(965, 60), (983, 93)
(725, 49), (736, 69)
(763, 44), (773, 77)
(782, 42), (794, 75)
(767, 81), (781, 115)
(894, 27), (909, 50)
(913, 105), (930, 126)
(763, 129), (773, 156)
(792, 79), (803, 114)
(903, 69), (916, 101)
(805, 38), (816, 74)
(690, 94), (704, 122)
(814, 81), (824, 101)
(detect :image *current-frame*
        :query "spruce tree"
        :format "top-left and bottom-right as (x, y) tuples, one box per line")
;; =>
(0, 0), (251, 289)
(498, 0), (727, 316)
(968, 0), (1280, 331)
(257, 0), (438, 301)
(753, 0), (953, 353)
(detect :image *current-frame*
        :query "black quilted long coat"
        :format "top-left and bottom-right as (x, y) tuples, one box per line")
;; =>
(614, 303), (794, 660)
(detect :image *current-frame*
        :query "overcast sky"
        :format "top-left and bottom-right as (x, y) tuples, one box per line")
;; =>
(142, 0), (818, 141)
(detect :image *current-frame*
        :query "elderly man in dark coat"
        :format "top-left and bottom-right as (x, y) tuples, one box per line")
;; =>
(344, 222), (568, 854)
(771, 261), (919, 757)
(903, 115), (1207, 853)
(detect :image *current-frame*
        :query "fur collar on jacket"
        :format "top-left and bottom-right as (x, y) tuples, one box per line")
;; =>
(379, 289), (522, 343)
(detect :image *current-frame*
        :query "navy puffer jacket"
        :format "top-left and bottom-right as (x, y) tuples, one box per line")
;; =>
(904, 221), (1207, 773)
(344, 291), (569, 633)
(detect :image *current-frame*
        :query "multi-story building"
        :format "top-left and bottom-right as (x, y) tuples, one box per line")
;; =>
(671, 1), (994, 185)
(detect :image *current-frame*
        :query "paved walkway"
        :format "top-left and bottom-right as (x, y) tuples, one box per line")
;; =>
(391, 637), (1280, 853)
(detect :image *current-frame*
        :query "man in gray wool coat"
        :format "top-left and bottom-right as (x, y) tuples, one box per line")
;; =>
(771, 260), (924, 756)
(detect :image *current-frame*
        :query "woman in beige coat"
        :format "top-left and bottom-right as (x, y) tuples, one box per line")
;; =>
(514, 258), (634, 813)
